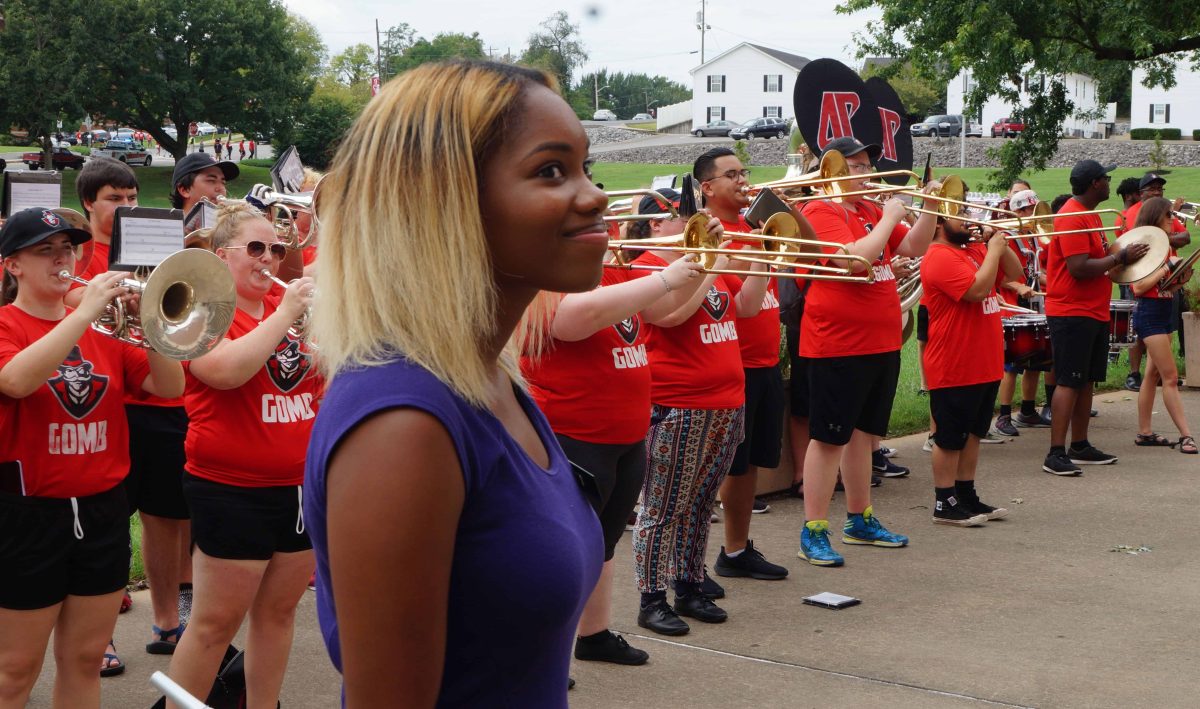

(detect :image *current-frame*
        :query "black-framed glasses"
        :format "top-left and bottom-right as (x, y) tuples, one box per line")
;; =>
(708, 168), (752, 182)
(223, 240), (287, 260)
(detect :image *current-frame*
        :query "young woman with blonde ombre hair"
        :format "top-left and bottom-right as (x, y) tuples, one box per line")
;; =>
(304, 60), (608, 706)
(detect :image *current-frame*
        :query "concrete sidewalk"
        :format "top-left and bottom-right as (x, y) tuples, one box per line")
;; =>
(31, 389), (1200, 707)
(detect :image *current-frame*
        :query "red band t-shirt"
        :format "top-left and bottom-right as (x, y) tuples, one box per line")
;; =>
(1046, 197), (1110, 321)
(184, 298), (322, 487)
(722, 217), (782, 368)
(632, 251), (745, 409)
(0, 305), (151, 497)
(523, 269), (653, 445)
(919, 243), (1004, 389)
(798, 199), (908, 358)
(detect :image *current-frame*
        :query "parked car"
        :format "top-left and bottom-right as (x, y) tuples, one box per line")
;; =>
(630, 113), (653, 121)
(162, 126), (178, 140)
(592, 109), (618, 121)
(910, 114), (962, 137)
(692, 119), (739, 137)
(991, 117), (1025, 137)
(728, 116), (790, 140)
(965, 122), (984, 138)
(22, 145), (85, 170)
(195, 122), (217, 135)
(91, 137), (153, 166)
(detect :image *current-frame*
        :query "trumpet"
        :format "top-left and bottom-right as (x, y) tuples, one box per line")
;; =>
(59, 249), (236, 360)
(259, 269), (313, 342)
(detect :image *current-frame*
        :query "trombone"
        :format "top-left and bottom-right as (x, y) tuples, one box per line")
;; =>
(745, 150), (921, 201)
(991, 203), (1122, 239)
(604, 189), (679, 222)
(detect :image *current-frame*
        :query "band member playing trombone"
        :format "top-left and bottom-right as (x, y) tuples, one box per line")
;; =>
(921, 211), (1012, 526)
(795, 136), (937, 567)
(1042, 160), (1148, 476)
(0, 208), (184, 708)
(164, 203), (317, 709)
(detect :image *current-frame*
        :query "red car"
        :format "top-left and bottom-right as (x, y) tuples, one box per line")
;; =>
(23, 145), (85, 170)
(991, 118), (1025, 138)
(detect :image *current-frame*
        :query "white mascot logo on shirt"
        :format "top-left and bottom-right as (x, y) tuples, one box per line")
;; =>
(47, 345), (108, 420)
(261, 335), (316, 423)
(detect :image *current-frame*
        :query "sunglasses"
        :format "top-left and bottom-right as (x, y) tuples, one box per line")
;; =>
(223, 240), (287, 260)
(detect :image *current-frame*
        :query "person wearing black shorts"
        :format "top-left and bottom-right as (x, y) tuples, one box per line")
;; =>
(780, 277), (810, 498)
(1042, 161), (1149, 475)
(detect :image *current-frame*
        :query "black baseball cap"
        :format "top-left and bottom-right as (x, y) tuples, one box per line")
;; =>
(637, 188), (682, 215)
(0, 207), (91, 258)
(171, 151), (240, 187)
(1139, 172), (1167, 190)
(821, 136), (882, 162)
(1069, 159), (1116, 187)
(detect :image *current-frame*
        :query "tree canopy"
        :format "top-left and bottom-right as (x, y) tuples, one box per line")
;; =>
(520, 11), (588, 94)
(570, 70), (691, 120)
(838, 0), (1200, 185)
(330, 43), (375, 86)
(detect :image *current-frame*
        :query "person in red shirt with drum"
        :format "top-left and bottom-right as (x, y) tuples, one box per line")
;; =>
(0, 208), (184, 708)
(921, 210), (1013, 526)
(521, 188), (708, 664)
(795, 136), (937, 567)
(691, 147), (793, 583)
(1129, 197), (1196, 453)
(627, 205), (769, 634)
(1042, 160), (1148, 476)
(164, 202), (318, 709)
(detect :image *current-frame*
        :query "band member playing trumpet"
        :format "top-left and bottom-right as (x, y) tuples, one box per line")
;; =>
(694, 148), (792, 583)
(921, 214), (1012, 526)
(795, 136), (937, 567)
(1130, 198), (1196, 453)
(0, 208), (184, 708)
(1042, 160), (1148, 476)
(164, 203), (318, 709)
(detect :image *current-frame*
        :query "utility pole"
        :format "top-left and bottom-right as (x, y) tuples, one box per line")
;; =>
(696, 0), (710, 63)
(375, 19), (383, 82)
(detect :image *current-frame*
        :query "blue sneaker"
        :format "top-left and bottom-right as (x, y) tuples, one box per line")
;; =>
(842, 506), (908, 547)
(798, 520), (844, 567)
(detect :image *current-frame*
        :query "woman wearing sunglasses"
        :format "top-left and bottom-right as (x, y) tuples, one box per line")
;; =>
(164, 202), (318, 709)
(0, 208), (184, 708)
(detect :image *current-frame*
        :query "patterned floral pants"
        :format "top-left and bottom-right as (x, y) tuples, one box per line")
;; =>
(633, 404), (745, 593)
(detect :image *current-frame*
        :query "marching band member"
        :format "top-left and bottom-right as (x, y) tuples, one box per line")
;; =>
(693, 147), (792, 583)
(1130, 198), (1196, 453)
(0, 208), (183, 708)
(521, 189), (708, 667)
(164, 203), (318, 709)
(627, 200), (770, 634)
(304, 61), (605, 706)
(921, 210), (1012, 526)
(170, 152), (239, 213)
(795, 136), (937, 567)
(1042, 161), (1148, 476)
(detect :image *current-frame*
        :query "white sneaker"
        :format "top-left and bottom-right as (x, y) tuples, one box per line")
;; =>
(979, 432), (1005, 444)
(922, 435), (934, 452)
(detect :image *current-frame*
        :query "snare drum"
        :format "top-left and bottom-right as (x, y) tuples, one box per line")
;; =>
(1002, 315), (1053, 371)
(1109, 300), (1137, 348)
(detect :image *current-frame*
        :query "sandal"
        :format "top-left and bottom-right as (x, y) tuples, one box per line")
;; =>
(100, 640), (125, 678)
(146, 624), (184, 655)
(1179, 436), (1198, 454)
(1136, 433), (1173, 447)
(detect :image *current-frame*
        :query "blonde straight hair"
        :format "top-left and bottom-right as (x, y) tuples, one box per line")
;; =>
(311, 60), (555, 406)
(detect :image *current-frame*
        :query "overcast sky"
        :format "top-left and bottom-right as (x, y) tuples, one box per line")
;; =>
(282, 0), (885, 85)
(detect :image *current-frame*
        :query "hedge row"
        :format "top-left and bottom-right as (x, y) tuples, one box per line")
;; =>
(1130, 128), (1183, 140)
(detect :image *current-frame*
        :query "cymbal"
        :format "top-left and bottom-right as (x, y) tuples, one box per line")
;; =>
(1108, 225), (1169, 285)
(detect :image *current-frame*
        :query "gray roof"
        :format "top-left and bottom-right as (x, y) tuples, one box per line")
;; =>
(748, 44), (810, 72)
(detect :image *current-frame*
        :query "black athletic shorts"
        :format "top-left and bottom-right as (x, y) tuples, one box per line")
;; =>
(729, 366), (785, 475)
(555, 434), (645, 561)
(124, 404), (190, 519)
(916, 304), (929, 343)
(930, 381), (1001, 451)
(0, 484), (130, 610)
(808, 351), (901, 446)
(183, 474), (312, 561)
(1047, 316), (1108, 388)
(785, 326), (810, 419)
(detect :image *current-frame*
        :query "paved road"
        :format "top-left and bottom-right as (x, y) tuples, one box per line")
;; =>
(0, 144), (276, 172)
(28, 387), (1200, 707)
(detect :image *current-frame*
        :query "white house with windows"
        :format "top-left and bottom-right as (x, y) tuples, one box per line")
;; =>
(689, 43), (809, 129)
(1131, 61), (1200, 135)
(946, 69), (1110, 138)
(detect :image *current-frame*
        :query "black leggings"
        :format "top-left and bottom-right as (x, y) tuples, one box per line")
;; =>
(555, 434), (646, 561)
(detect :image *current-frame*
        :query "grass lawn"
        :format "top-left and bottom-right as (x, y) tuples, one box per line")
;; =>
(130, 515), (145, 584)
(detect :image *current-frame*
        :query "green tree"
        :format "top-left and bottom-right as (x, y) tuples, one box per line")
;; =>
(389, 32), (486, 76)
(289, 13), (328, 82)
(860, 61), (944, 120)
(837, 0), (1200, 186)
(291, 94), (357, 170)
(77, 0), (319, 159)
(330, 43), (375, 86)
(570, 70), (691, 120)
(378, 22), (416, 81)
(519, 11), (587, 94)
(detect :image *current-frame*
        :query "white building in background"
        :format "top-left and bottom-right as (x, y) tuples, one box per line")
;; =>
(1131, 60), (1200, 134)
(946, 69), (1111, 138)
(689, 43), (810, 130)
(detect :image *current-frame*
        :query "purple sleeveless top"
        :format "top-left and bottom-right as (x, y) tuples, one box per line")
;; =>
(304, 358), (602, 707)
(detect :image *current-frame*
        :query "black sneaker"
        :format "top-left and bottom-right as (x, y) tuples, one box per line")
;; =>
(1069, 445), (1117, 465)
(1013, 411), (1050, 428)
(872, 450), (910, 478)
(788, 481), (804, 498)
(932, 497), (989, 526)
(1043, 451), (1082, 476)
(1039, 406), (1052, 424)
(964, 497), (1010, 521)
(574, 630), (649, 666)
(673, 594), (728, 623)
(1125, 371), (1142, 391)
(713, 540), (789, 580)
(699, 569), (725, 599)
(752, 498), (771, 514)
(992, 414), (1019, 437)
(637, 599), (690, 636)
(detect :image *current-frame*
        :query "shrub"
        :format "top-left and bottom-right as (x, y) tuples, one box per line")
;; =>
(292, 95), (358, 170)
(1130, 127), (1181, 140)
(1193, 129), (1200, 141)
(733, 139), (750, 166)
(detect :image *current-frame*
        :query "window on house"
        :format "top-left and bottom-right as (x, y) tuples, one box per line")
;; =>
(764, 74), (782, 92)
(707, 75), (725, 92)
(763, 106), (783, 118)
(1151, 103), (1170, 124)
(708, 106), (725, 122)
